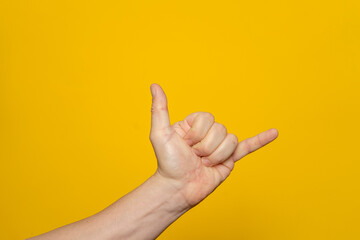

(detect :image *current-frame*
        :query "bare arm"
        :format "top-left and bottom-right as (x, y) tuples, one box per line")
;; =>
(28, 84), (278, 240)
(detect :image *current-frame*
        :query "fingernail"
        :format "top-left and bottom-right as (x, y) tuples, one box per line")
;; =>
(202, 158), (211, 167)
(150, 84), (156, 97)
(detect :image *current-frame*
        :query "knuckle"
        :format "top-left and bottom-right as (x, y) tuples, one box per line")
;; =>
(201, 112), (215, 123)
(149, 131), (160, 142)
(242, 140), (252, 154)
(228, 133), (238, 145)
(151, 105), (157, 113)
(151, 105), (168, 113)
(255, 134), (263, 146)
(214, 122), (227, 135)
(149, 132), (155, 142)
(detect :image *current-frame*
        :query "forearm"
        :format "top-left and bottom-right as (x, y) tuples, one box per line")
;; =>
(29, 173), (190, 240)
(103, 173), (190, 239)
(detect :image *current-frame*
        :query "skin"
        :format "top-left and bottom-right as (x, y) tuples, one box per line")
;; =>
(28, 83), (279, 240)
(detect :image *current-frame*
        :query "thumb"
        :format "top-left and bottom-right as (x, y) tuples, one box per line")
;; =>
(150, 83), (171, 132)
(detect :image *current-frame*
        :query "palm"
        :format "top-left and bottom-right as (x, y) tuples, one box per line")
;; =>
(152, 123), (233, 207)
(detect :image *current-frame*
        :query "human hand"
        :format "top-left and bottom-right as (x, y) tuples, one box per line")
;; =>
(150, 83), (278, 209)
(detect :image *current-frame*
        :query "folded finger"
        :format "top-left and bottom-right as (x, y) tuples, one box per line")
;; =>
(192, 122), (227, 156)
(202, 133), (238, 166)
(183, 112), (215, 146)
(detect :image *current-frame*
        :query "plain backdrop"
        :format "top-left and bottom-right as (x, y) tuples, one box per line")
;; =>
(0, 0), (359, 239)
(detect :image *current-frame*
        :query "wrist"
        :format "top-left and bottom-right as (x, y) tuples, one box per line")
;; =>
(150, 171), (192, 214)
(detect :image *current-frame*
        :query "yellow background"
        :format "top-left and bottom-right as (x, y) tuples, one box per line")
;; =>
(1, 0), (359, 239)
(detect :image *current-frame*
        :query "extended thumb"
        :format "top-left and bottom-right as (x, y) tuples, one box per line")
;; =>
(150, 83), (171, 131)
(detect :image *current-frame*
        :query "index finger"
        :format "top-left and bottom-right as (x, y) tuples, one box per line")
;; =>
(183, 112), (215, 146)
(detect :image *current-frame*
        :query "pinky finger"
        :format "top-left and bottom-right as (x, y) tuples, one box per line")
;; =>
(230, 128), (279, 162)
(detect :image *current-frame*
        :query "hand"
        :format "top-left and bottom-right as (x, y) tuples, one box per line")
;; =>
(150, 83), (278, 208)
